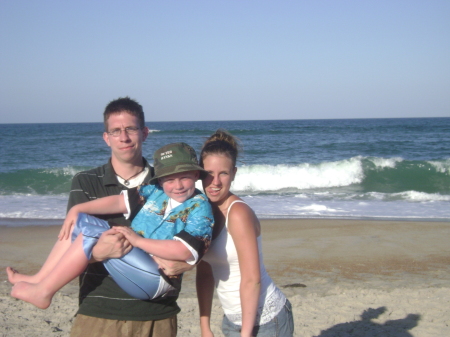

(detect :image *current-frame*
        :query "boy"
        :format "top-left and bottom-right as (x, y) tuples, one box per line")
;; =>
(7, 142), (213, 309)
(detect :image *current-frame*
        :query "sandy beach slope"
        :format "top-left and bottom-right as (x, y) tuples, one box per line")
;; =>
(1, 219), (449, 336)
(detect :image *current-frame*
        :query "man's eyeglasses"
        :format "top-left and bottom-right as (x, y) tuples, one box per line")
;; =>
(107, 127), (141, 137)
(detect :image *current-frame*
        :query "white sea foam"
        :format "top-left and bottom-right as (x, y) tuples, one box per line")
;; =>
(368, 156), (403, 169)
(0, 195), (67, 219)
(392, 190), (450, 202)
(243, 195), (450, 220)
(428, 159), (450, 174)
(42, 166), (81, 176)
(1, 191), (448, 223)
(233, 158), (364, 192)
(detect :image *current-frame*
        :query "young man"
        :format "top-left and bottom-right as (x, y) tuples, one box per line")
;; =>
(66, 97), (189, 337)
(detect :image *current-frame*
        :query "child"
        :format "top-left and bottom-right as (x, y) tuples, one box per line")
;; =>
(7, 142), (213, 309)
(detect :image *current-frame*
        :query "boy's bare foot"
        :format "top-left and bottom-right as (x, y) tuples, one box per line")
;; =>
(10, 282), (52, 309)
(6, 267), (22, 284)
(6, 266), (41, 284)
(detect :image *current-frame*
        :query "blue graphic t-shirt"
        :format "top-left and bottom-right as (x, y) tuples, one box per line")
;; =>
(129, 184), (214, 263)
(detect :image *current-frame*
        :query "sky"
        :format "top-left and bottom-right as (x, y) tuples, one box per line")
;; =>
(1, 1), (449, 123)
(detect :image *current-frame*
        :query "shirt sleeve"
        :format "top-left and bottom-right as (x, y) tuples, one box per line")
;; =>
(173, 196), (214, 264)
(67, 173), (93, 211)
(126, 186), (148, 221)
(120, 190), (131, 219)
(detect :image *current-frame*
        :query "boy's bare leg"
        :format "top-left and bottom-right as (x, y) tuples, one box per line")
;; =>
(7, 231), (74, 284)
(10, 235), (88, 309)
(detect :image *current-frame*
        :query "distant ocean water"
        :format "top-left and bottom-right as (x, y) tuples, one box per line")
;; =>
(1, 118), (449, 225)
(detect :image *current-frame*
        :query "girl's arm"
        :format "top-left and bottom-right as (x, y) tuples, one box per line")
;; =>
(196, 260), (216, 337)
(227, 201), (261, 337)
(113, 226), (194, 261)
(59, 194), (127, 240)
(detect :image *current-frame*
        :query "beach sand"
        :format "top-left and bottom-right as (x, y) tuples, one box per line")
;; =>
(1, 219), (449, 336)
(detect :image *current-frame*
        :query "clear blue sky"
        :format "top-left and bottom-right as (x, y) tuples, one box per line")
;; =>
(1, 1), (449, 123)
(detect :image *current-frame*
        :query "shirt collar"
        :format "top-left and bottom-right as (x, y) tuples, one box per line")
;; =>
(104, 158), (154, 187)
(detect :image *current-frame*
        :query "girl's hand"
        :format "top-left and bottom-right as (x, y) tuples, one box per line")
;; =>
(200, 327), (215, 337)
(58, 207), (79, 240)
(113, 226), (142, 247)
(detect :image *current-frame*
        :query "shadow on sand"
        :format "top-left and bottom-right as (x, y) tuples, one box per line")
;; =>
(316, 306), (420, 337)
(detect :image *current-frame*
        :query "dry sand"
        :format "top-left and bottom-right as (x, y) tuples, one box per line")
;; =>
(1, 219), (449, 336)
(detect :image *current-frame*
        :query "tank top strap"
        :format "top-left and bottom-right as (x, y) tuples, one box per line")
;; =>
(225, 200), (247, 228)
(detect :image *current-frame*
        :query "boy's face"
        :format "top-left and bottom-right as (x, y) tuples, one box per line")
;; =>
(159, 170), (199, 203)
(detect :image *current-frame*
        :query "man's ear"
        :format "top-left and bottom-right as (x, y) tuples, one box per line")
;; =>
(142, 127), (149, 141)
(103, 132), (111, 147)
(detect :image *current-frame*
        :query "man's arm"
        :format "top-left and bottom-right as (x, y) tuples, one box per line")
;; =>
(60, 194), (128, 240)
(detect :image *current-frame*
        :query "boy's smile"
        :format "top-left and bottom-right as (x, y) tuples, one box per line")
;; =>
(159, 170), (200, 203)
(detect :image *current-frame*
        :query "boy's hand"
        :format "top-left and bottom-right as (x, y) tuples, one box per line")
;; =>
(58, 207), (79, 240)
(153, 256), (194, 276)
(113, 226), (142, 247)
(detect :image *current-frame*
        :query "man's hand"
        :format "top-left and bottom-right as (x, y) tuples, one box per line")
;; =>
(153, 256), (195, 276)
(90, 228), (132, 262)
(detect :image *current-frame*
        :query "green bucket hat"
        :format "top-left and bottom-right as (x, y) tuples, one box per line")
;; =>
(150, 142), (207, 184)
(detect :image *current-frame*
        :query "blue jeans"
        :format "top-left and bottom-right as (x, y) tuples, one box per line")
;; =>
(221, 299), (294, 337)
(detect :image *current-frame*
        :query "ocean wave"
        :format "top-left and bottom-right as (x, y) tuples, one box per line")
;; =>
(233, 158), (364, 191)
(1, 157), (449, 196)
(0, 166), (85, 195)
(232, 157), (450, 194)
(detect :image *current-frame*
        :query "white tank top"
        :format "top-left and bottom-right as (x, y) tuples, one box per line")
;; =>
(202, 200), (286, 325)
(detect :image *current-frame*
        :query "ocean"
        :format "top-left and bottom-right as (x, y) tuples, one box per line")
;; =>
(1, 118), (449, 226)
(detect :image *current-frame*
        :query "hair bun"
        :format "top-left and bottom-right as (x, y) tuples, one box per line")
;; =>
(201, 129), (241, 165)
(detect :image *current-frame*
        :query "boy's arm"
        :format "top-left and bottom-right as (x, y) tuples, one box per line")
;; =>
(173, 196), (214, 264)
(59, 194), (127, 240)
(152, 256), (195, 276)
(113, 226), (194, 261)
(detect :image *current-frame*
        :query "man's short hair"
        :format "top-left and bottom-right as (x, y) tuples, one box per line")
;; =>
(103, 97), (146, 131)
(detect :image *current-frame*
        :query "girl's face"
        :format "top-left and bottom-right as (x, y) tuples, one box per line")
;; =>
(201, 154), (237, 206)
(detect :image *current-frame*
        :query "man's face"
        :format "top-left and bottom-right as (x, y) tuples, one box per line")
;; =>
(103, 112), (149, 166)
